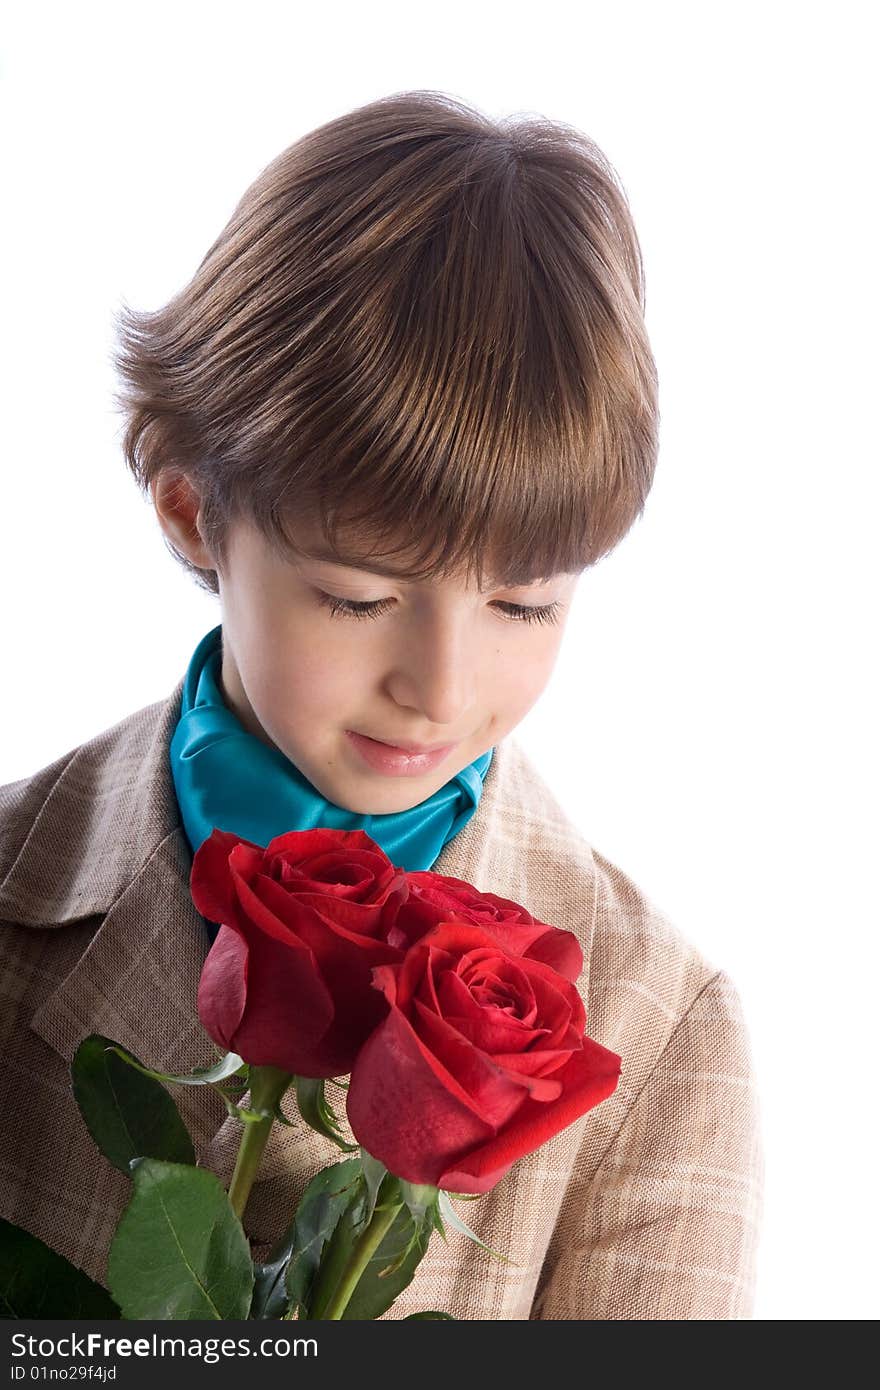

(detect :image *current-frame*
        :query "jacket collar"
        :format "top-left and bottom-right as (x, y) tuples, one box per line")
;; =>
(0, 677), (188, 928)
(4, 677), (596, 1084)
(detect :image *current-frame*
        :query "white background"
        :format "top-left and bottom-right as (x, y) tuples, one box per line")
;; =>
(2, 1), (877, 1319)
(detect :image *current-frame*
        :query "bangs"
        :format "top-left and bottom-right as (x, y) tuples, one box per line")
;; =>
(261, 411), (600, 592)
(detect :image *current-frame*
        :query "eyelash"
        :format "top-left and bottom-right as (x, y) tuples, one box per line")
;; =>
(315, 592), (563, 627)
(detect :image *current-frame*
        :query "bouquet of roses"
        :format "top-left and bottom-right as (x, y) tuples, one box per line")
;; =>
(2, 828), (622, 1320)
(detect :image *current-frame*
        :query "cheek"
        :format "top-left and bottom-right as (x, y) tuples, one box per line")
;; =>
(493, 631), (563, 704)
(246, 619), (367, 726)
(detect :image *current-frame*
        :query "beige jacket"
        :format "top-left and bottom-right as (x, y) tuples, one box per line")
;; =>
(0, 677), (765, 1319)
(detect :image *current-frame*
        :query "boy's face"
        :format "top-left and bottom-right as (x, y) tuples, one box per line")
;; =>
(155, 478), (581, 815)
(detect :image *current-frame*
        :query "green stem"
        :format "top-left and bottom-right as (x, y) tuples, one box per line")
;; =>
(320, 1201), (404, 1320)
(227, 1065), (294, 1220)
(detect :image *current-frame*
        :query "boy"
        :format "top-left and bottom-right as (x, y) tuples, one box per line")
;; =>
(0, 89), (764, 1318)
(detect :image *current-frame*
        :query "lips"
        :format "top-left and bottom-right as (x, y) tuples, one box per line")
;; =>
(363, 734), (455, 754)
(345, 730), (459, 777)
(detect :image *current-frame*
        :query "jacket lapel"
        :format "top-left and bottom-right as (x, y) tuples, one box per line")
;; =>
(28, 825), (211, 1070)
(1, 677), (230, 1154)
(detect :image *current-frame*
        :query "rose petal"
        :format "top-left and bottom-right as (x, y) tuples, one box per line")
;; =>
(231, 865), (305, 947)
(347, 1006), (496, 1186)
(196, 924), (249, 1050)
(435, 970), (548, 1053)
(455, 952), (538, 1025)
(436, 1038), (623, 1193)
(508, 924), (582, 982)
(273, 856), (373, 896)
(441, 1011), (550, 1054)
(487, 1047), (575, 1079)
(251, 873), (392, 948)
(411, 1000), (533, 1128)
(229, 920), (337, 1072)
(263, 826), (390, 863)
(404, 874), (583, 982)
(190, 829), (262, 927)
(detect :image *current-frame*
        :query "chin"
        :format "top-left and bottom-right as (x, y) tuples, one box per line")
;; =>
(339, 783), (432, 816)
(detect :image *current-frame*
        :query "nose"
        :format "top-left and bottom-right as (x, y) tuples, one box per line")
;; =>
(384, 607), (479, 731)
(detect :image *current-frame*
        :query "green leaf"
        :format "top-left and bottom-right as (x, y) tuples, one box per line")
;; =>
(437, 1190), (519, 1265)
(337, 1200), (432, 1320)
(72, 1035), (195, 1175)
(294, 1077), (358, 1152)
(404, 1310), (456, 1319)
(398, 1179), (440, 1229)
(304, 1169), (434, 1320)
(107, 1159), (253, 1319)
(358, 1148), (388, 1228)
(250, 1219), (300, 1320)
(189, 1053), (249, 1082)
(0, 1218), (120, 1319)
(272, 1158), (362, 1319)
(219, 1101), (270, 1125)
(431, 1203), (447, 1239)
(213, 1087), (256, 1121)
(102, 1042), (247, 1087)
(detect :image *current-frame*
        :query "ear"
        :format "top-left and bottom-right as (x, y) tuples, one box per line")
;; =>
(150, 471), (215, 570)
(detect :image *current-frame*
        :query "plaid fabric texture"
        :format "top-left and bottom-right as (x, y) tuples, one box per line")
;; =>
(0, 678), (764, 1318)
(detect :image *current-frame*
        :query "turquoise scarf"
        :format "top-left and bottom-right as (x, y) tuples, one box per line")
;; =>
(169, 624), (493, 942)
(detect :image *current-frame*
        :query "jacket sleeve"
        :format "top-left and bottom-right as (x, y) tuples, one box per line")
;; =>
(531, 968), (765, 1320)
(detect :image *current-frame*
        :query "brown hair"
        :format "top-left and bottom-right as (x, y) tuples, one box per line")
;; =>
(111, 89), (659, 596)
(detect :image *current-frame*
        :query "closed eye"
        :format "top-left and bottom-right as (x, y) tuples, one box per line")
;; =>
(315, 592), (563, 626)
(490, 600), (563, 626)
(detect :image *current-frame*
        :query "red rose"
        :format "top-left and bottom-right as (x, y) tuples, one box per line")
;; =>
(395, 871), (583, 982)
(346, 921), (621, 1194)
(191, 827), (409, 1078)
